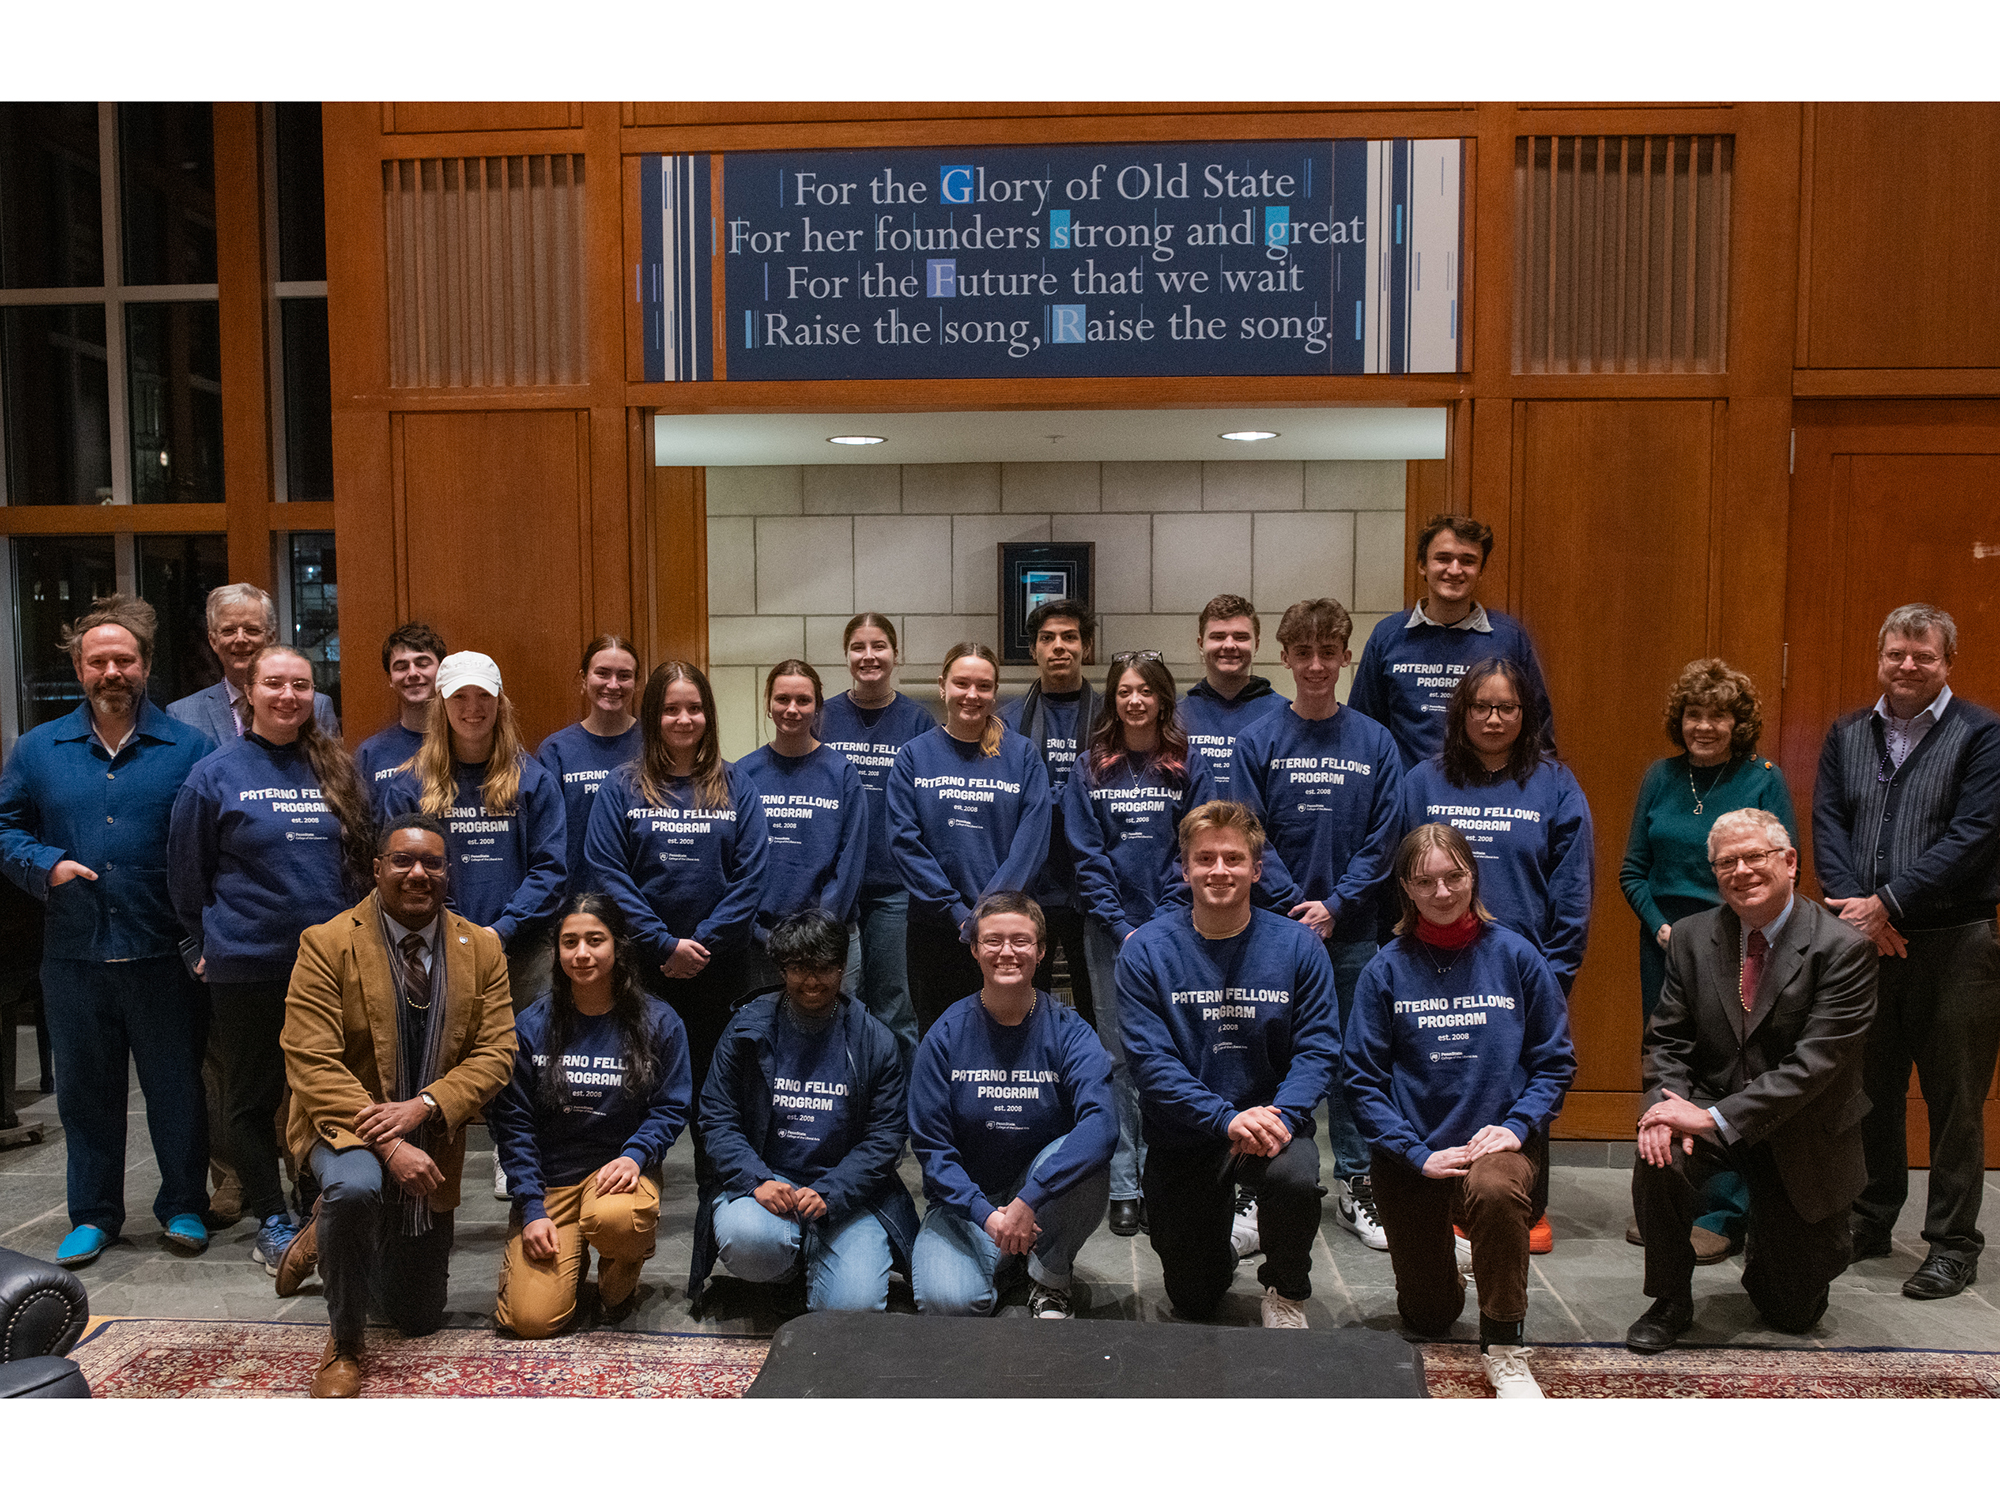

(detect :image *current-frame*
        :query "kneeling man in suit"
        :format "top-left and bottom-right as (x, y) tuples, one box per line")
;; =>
(1626, 806), (1876, 1352)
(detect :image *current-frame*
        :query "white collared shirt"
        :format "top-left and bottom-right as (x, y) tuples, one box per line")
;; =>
(90, 718), (135, 758)
(382, 910), (442, 974)
(1406, 599), (1493, 633)
(1872, 684), (1953, 770)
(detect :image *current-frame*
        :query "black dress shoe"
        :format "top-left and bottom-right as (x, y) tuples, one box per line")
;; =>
(1849, 1228), (1893, 1263)
(1902, 1251), (1978, 1300)
(1625, 1295), (1695, 1354)
(1109, 1199), (1144, 1238)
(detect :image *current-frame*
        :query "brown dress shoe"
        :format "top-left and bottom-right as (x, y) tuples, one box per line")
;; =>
(310, 1335), (362, 1399)
(275, 1205), (320, 1297)
(1690, 1226), (1734, 1265)
(597, 1256), (643, 1313)
(1625, 1217), (1645, 1247)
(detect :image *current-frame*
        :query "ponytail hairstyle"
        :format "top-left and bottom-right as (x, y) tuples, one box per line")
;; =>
(244, 644), (375, 891)
(841, 612), (899, 655)
(408, 684), (527, 819)
(578, 633), (641, 704)
(538, 892), (658, 1115)
(636, 661), (728, 809)
(764, 657), (825, 709)
(1089, 655), (1189, 782)
(938, 641), (1004, 758)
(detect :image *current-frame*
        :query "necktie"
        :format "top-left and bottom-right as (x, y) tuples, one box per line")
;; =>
(399, 933), (429, 1006)
(1741, 928), (1767, 1012)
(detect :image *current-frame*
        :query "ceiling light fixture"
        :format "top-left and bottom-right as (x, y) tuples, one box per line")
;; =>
(827, 434), (886, 446)
(1219, 430), (1279, 442)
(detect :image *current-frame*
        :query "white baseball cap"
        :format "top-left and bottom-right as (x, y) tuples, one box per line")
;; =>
(436, 651), (502, 699)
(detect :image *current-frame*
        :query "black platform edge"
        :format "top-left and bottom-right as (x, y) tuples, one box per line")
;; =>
(746, 1311), (1428, 1398)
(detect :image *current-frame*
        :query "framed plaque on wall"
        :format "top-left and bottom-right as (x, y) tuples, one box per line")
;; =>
(999, 542), (1094, 665)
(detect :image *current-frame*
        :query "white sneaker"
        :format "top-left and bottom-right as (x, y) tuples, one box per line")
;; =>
(493, 1156), (509, 1200)
(1229, 1189), (1261, 1259)
(1334, 1176), (1389, 1251)
(1261, 1286), (1309, 1329)
(1480, 1344), (1544, 1398)
(1455, 1230), (1474, 1279)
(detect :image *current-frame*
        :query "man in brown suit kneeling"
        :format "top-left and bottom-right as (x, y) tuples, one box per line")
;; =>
(277, 811), (516, 1397)
(1626, 807), (1877, 1353)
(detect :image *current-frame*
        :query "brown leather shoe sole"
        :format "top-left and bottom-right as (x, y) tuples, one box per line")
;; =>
(310, 1335), (362, 1398)
(1690, 1226), (1735, 1265)
(274, 1206), (319, 1297)
(1625, 1217), (1645, 1247)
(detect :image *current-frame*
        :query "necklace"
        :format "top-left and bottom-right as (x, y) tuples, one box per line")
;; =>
(1417, 941), (1466, 977)
(1688, 759), (1727, 815)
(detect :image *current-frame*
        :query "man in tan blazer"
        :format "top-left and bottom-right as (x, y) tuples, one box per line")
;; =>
(1625, 807), (1877, 1353)
(277, 811), (515, 1398)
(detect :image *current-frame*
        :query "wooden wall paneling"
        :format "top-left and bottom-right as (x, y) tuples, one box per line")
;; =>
(1713, 394), (1791, 702)
(1465, 396), (1515, 603)
(1513, 401), (1717, 1104)
(651, 465), (707, 669)
(627, 409), (655, 666)
(628, 102), (1473, 130)
(1805, 104), (2000, 370)
(1794, 103), (1816, 371)
(213, 101), (276, 587)
(333, 412), (398, 743)
(1403, 458), (1448, 607)
(582, 104), (634, 647)
(1723, 104), (1802, 390)
(394, 410), (590, 749)
(384, 103), (584, 136)
(0, 505), (229, 536)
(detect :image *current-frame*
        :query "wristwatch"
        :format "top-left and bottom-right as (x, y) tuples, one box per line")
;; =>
(420, 1091), (442, 1124)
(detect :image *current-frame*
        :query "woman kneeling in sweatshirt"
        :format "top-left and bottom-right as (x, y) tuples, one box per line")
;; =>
(1344, 822), (1576, 1398)
(691, 909), (917, 1313)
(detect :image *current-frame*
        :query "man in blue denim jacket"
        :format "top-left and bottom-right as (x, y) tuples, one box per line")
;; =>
(0, 594), (216, 1267)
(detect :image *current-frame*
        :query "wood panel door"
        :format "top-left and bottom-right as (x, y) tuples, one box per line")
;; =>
(1784, 401), (2000, 1165)
(1510, 400), (1720, 1130)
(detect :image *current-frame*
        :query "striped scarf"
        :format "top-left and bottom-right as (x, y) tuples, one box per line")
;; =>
(379, 910), (449, 1236)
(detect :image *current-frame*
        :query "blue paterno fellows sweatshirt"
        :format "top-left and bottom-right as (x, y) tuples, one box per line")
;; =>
(737, 742), (867, 938)
(886, 726), (1051, 933)
(1064, 749), (1217, 940)
(999, 687), (1088, 911)
(818, 690), (937, 894)
(355, 721), (424, 788)
(1116, 906), (1340, 1151)
(1176, 676), (1289, 798)
(1396, 756), (1596, 993)
(1346, 607), (1557, 770)
(908, 992), (1116, 1224)
(168, 734), (358, 984)
(1230, 705), (1404, 942)
(376, 755), (566, 949)
(536, 721), (643, 900)
(1344, 923), (1576, 1174)
(486, 995), (692, 1226)
(582, 761), (770, 966)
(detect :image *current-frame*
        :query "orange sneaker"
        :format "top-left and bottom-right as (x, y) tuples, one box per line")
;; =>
(1529, 1215), (1554, 1254)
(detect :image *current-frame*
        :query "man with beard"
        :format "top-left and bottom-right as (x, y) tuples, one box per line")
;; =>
(0, 595), (218, 1267)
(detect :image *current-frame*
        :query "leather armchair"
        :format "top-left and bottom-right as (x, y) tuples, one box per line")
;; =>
(0, 1246), (89, 1398)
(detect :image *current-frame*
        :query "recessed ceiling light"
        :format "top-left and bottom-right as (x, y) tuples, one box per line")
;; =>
(1220, 430), (1279, 442)
(827, 434), (886, 446)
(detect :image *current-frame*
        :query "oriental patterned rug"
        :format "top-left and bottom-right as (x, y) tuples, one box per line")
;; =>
(1420, 1341), (2000, 1398)
(71, 1318), (768, 1398)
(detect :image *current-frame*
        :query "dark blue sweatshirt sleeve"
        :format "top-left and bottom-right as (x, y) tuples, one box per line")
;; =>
(699, 1014), (780, 1196)
(620, 1006), (693, 1170)
(888, 739), (971, 926)
(1342, 955), (1436, 1173)
(826, 755), (868, 925)
(1811, 719), (1864, 899)
(487, 1010), (550, 1222)
(583, 772), (683, 965)
(1347, 620), (1389, 728)
(906, 1022), (998, 1224)
(1542, 766), (1596, 992)
(1018, 1012), (1117, 1211)
(693, 767), (768, 952)
(1116, 936), (1236, 1141)
(1063, 760), (1127, 936)
(1329, 739), (1403, 919)
(167, 770), (223, 954)
(1501, 947), (1577, 1142)
(492, 762), (567, 946)
(978, 740), (1052, 910)
(808, 1013), (908, 1221)
(1271, 933), (1340, 1133)
(1230, 736), (1305, 913)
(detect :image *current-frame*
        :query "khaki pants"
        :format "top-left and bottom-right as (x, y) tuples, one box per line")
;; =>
(494, 1173), (659, 1338)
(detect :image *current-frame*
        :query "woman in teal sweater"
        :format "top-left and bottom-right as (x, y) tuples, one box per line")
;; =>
(1618, 658), (1795, 1259)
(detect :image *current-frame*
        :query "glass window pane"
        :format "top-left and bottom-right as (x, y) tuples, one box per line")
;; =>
(288, 531), (340, 720)
(282, 297), (332, 501)
(10, 535), (116, 732)
(2, 304), (111, 506)
(274, 103), (325, 284)
(118, 102), (216, 287)
(136, 533), (228, 710)
(126, 300), (223, 505)
(0, 103), (103, 290)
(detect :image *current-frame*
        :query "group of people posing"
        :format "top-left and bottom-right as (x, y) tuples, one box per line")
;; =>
(2, 512), (1993, 1403)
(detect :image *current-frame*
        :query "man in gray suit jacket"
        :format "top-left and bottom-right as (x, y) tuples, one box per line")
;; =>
(1625, 807), (1877, 1353)
(166, 582), (338, 743)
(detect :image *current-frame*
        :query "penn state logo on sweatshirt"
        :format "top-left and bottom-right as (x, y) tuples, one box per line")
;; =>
(627, 801), (738, 863)
(239, 782), (335, 842)
(1393, 984), (1518, 1070)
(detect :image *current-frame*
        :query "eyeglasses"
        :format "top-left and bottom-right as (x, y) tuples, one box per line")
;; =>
(1470, 701), (1521, 720)
(383, 852), (447, 874)
(1405, 870), (1472, 894)
(976, 935), (1039, 954)
(1111, 651), (1163, 666)
(1709, 848), (1785, 876)
(1880, 649), (1944, 668)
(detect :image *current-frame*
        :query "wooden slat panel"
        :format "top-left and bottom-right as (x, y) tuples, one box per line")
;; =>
(385, 102), (582, 135)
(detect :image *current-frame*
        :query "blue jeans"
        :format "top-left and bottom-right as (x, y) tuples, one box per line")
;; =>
(911, 1135), (1110, 1315)
(849, 888), (918, 1066)
(711, 1192), (894, 1312)
(1322, 938), (1376, 1182)
(309, 1142), (454, 1350)
(43, 955), (209, 1236)
(1082, 917), (1145, 1200)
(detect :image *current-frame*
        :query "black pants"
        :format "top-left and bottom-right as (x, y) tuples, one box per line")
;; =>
(906, 908), (983, 1037)
(209, 978), (291, 1222)
(650, 948), (750, 1193)
(1633, 1130), (1848, 1334)
(1032, 903), (1096, 1029)
(1143, 1131), (1320, 1316)
(1853, 918), (2000, 1259)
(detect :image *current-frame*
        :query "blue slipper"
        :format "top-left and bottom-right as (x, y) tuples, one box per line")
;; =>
(56, 1225), (112, 1268)
(162, 1213), (209, 1253)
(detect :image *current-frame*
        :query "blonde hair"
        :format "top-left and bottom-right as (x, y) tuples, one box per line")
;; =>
(939, 642), (1004, 758)
(405, 687), (527, 818)
(1175, 799), (1267, 867)
(1391, 823), (1496, 936)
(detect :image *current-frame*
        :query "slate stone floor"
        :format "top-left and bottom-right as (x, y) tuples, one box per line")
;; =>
(6, 1028), (1998, 1360)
